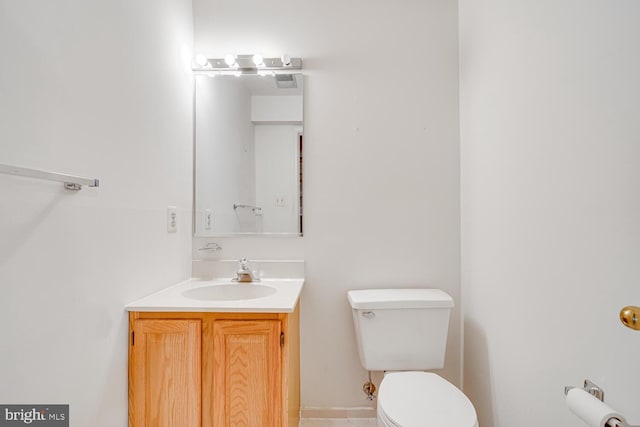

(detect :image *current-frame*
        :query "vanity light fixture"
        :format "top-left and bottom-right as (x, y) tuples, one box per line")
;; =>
(224, 54), (238, 67)
(192, 54), (302, 75)
(194, 53), (211, 68)
(252, 53), (265, 67)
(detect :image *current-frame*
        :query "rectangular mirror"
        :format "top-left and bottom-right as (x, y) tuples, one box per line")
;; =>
(194, 73), (303, 236)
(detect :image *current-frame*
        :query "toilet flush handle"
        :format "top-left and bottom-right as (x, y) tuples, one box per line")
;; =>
(362, 311), (376, 319)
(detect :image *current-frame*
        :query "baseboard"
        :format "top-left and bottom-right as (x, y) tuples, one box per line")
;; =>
(300, 406), (376, 419)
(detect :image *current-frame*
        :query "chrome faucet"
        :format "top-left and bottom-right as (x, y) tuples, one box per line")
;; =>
(233, 258), (259, 283)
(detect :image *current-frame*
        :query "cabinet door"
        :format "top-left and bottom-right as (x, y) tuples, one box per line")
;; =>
(212, 320), (282, 427)
(130, 319), (201, 427)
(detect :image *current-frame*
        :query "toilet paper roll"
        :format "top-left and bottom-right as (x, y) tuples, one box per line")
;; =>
(566, 388), (627, 427)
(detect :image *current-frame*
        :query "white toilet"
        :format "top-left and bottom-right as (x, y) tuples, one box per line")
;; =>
(348, 289), (478, 427)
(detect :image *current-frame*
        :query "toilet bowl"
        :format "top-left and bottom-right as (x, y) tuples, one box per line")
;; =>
(347, 289), (478, 427)
(377, 372), (477, 427)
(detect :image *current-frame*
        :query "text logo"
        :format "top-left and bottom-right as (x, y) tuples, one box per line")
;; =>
(0, 406), (68, 426)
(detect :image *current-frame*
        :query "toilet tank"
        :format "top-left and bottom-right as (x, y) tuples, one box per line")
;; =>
(347, 289), (454, 371)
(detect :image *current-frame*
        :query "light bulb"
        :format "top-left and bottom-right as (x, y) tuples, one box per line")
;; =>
(224, 54), (237, 67)
(281, 54), (291, 66)
(195, 54), (209, 67)
(252, 53), (264, 67)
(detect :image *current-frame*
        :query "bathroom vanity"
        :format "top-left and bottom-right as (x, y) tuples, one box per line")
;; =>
(126, 278), (303, 427)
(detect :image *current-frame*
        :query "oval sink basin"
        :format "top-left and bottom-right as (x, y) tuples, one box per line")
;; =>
(182, 284), (277, 301)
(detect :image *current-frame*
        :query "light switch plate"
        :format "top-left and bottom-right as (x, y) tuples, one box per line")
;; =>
(275, 195), (287, 207)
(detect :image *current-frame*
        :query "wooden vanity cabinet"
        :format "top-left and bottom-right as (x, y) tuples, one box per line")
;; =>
(128, 309), (300, 427)
(129, 319), (202, 427)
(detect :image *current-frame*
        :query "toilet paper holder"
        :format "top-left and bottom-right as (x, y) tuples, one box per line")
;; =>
(564, 379), (605, 401)
(565, 379), (638, 427)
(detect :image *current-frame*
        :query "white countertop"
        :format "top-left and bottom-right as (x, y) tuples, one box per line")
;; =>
(125, 278), (304, 313)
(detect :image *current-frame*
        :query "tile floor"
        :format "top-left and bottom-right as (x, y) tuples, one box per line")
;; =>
(299, 419), (378, 427)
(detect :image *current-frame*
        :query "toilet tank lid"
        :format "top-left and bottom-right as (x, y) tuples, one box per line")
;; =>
(347, 289), (454, 309)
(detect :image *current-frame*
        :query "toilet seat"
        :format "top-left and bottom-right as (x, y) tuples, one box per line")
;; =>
(378, 372), (478, 427)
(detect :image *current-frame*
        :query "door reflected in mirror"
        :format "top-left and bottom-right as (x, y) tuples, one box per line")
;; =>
(194, 73), (303, 236)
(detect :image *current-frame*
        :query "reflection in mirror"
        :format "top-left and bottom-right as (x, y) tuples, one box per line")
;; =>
(194, 73), (303, 236)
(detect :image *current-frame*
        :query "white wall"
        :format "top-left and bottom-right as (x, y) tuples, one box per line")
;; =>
(460, 1), (640, 425)
(0, 0), (193, 425)
(195, 76), (256, 234)
(254, 124), (300, 233)
(193, 0), (460, 413)
(252, 96), (303, 123)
